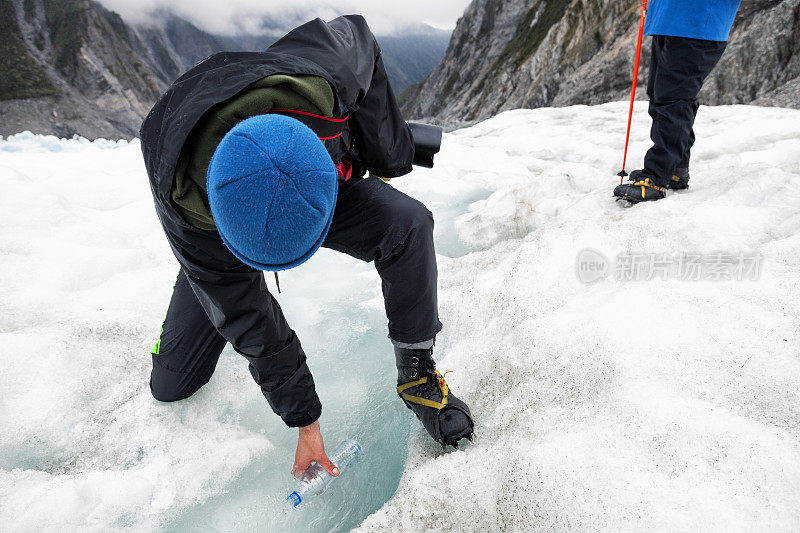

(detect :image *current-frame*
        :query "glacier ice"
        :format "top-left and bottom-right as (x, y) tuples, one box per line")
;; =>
(2, 102), (800, 531)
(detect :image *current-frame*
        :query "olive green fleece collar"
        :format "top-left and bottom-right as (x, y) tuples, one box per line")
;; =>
(172, 74), (335, 230)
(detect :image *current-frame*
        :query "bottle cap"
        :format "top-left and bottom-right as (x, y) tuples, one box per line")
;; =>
(286, 491), (302, 507)
(344, 439), (362, 456)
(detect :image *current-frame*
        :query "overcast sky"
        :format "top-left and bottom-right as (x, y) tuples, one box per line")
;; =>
(98, 0), (473, 36)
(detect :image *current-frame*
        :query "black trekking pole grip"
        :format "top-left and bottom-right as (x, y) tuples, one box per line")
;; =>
(409, 122), (443, 169)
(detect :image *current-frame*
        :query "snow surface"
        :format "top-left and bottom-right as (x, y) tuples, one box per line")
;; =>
(2, 102), (800, 532)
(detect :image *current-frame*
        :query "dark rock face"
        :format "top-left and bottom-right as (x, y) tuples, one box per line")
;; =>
(401, 0), (800, 123)
(704, 0), (800, 106)
(0, 0), (58, 102)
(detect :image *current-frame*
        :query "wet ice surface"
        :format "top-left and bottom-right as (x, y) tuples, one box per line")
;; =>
(2, 103), (800, 531)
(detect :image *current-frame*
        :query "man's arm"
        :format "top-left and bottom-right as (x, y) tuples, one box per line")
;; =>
(172, 228), (339, 477)
(164, 221), (322, 427)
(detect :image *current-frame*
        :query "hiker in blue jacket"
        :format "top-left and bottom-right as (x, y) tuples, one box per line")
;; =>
(614, 0), (742, 203)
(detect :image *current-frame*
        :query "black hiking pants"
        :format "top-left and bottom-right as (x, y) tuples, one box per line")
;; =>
(150, 176), (442, 402)
(642, 35), (727, 188)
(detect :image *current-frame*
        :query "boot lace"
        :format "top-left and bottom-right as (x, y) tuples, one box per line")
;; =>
(630, 177), (666, 199)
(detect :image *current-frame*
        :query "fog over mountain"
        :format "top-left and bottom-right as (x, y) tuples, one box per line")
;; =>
(96, 0), (471, 36)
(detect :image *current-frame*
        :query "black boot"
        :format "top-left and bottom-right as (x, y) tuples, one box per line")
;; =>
(614, 173), (667, 203)
(627, 169), (689, 190)
(668, 167), (690, 190)
(395, 346), (474, 449)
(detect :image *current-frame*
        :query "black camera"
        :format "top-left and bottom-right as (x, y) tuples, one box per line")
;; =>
(409, 123), (442, 169)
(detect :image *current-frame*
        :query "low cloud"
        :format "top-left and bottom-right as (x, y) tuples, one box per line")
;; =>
(97, 0), (471, 36)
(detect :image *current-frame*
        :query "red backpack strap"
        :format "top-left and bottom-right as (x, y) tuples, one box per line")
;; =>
(270, 109), (349, 140)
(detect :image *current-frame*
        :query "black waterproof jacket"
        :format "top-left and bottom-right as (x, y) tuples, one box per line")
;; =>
(140, 16), (414, 427)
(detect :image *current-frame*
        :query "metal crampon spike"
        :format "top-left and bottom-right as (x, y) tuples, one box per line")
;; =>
(615, 197), (635, 209)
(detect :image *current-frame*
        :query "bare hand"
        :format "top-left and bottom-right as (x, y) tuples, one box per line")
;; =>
(292, 420), (338, 478)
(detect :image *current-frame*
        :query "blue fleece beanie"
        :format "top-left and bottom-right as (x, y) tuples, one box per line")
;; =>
(207, 114), (338, 271)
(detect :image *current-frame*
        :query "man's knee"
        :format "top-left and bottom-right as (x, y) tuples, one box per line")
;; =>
(374, 197), (435, 266)
(150, 381), (194, 403)
(149, 359), (210, 403)
(391, 196), (434, 238)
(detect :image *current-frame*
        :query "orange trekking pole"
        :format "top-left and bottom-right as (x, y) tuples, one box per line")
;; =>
(618, 0), (649, 183)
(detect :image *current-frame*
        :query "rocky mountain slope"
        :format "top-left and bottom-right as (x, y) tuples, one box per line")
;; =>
(1, 0), (162, 139)
(0, 0), (450, 139)
(401, 0), (800, 123)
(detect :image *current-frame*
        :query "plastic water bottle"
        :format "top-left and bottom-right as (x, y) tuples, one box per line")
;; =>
(286, 439), (363, 507)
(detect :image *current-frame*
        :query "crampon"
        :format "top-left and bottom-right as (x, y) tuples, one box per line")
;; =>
(395, 346), (474, 450)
